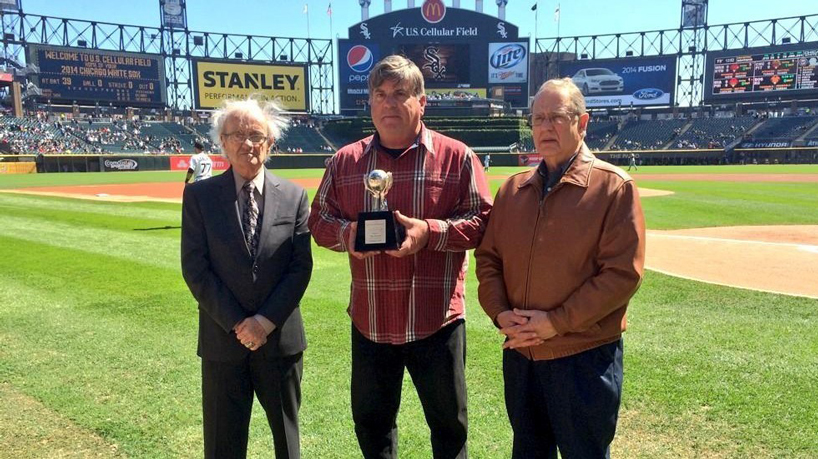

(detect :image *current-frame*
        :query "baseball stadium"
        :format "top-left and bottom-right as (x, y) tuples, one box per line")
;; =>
(0, 0), (816, 457)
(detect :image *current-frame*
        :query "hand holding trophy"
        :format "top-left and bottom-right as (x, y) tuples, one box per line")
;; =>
(354, 170), (407, 252)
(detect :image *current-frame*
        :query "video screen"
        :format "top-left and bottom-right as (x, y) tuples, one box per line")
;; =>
(27, 44), (166, 107)
(705, 43), (818, 101)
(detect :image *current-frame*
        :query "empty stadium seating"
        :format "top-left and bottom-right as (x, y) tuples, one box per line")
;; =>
(673, 116), (758, 149)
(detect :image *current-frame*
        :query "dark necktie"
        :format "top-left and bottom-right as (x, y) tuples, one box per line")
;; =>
(242, 181), (259, 258)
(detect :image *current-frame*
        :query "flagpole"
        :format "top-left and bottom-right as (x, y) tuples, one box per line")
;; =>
(557, 3), (560, 38)
(534, 4), (538, 45)
(306, 2), (311, 39)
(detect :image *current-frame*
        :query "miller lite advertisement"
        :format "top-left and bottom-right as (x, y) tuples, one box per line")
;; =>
(488, 42), (528, 84)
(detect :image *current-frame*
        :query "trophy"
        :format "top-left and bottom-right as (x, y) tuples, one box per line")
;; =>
(355, 170), (406, 252)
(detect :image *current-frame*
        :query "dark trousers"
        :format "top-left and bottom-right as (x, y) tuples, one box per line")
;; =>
(351, 320), (468, 459)
(202, 352), (303, 459)
(503, 340), (624, 459)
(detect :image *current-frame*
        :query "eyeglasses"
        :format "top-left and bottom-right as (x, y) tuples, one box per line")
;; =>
(526, 111), (577, 128)
(222, 132), (268, 145)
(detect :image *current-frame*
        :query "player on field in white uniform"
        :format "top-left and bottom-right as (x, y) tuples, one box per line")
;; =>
(185, 140), (213, 184)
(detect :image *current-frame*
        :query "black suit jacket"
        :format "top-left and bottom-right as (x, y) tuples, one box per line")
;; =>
(181, 168), (312, 361)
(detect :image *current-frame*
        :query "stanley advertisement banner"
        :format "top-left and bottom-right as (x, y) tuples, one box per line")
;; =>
(192, 60), (309, 111)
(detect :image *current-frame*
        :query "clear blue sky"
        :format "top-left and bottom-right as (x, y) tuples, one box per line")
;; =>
(18, 0), (818, 42)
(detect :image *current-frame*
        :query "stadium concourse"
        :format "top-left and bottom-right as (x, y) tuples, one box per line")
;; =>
(2, 108), (818, 166)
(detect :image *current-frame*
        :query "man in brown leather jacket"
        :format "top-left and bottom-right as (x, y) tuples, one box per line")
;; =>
(475, 78), (646, 458)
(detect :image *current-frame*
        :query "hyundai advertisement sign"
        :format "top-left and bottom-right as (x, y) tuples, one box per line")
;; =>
(338, 40), (381, 111)
(488, 42), (528, 84)
(559, 55), (677, 108)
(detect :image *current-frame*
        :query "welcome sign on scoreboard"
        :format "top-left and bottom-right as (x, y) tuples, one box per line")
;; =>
(27, 44), (166, 107)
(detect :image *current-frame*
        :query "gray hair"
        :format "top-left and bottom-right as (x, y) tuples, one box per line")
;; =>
(368, 55), (425, 98)
(532, 78), (586, 115)
(209, 97), (289, 149)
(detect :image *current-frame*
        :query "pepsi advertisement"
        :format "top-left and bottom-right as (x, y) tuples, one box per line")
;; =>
(338, 40), (381, 112)
(559, 55), (677, 108)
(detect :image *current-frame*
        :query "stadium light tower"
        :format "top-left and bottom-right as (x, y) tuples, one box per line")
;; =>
(496, 0), (508, 20)
(385, 0), (392, 14)
(359, 0), (371, 20)
(475, 0), (483, 13)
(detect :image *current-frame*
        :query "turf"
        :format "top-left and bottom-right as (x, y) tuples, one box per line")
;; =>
(0, 166), (816, 457)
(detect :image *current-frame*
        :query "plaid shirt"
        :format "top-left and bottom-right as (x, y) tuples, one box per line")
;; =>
(308, 125), (492, 344)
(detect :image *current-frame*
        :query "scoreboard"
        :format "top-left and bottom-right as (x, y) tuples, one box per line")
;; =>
(27, 44), (167, 107)
(705, 43), (818, 101)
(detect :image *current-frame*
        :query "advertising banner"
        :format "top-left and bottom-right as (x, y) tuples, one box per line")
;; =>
(170, 155), (230, 171)
(559, 55), (677, 108)
(192, 60), (309, 111)
(338, 40), (381, 112)
(160, 0), (187, 29)
(516, 154), (541, 167)
(27, 44), (166, 107)
(0, 162), (36, 174)
(488, 42), (528, 84)
(103, 158), (140, 172)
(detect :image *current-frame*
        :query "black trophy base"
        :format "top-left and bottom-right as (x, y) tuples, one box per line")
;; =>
(355, 210), (406, 252)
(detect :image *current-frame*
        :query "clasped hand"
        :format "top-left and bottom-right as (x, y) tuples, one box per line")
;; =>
(235, 317), (267, 351)
(497, 309), (558, 350)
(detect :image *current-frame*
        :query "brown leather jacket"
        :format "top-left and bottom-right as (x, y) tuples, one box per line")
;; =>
(475, 145), (645, 360)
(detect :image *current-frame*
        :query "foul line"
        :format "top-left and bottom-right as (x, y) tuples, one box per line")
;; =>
(645, 266), (818, 300)
(647, 232), (818, 252)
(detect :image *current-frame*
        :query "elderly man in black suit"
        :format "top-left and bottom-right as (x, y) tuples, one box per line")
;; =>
(181, 97), (313, 459)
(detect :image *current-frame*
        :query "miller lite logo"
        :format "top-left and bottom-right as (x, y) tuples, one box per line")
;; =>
(347, 45), (374, 73)
(421, 0), (446, 24)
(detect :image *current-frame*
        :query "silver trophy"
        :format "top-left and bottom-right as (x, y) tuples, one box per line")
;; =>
(364, 170), (393, 211)
(355, 169), (405, 251)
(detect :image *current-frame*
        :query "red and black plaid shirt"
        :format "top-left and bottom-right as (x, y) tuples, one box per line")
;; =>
(308, 125), (493, 344)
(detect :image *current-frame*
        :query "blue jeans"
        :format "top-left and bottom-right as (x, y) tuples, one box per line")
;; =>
(503, 339), (624, 459)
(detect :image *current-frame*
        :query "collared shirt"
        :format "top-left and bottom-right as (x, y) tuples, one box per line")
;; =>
(308, 124), (493, 345)
(232, 167), (265, 220)
(538, 153), (578, 198)
(231, 167), (275, 334)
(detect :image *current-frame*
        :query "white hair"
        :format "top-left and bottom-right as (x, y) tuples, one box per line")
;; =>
(209, 97), (290, 150)
(532, 77), (587, 115)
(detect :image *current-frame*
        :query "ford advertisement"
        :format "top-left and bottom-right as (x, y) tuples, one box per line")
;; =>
(559, 55), (677, 108)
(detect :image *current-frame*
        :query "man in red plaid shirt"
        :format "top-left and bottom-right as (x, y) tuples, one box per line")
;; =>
(308, 55), (492, 458)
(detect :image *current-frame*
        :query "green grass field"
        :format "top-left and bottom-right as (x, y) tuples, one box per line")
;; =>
(0, 165), (816, 458)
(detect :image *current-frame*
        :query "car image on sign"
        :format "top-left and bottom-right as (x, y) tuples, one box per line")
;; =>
(571, 68), (624, 95)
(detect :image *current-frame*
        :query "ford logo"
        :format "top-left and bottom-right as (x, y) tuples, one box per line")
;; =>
(633, 88), (664, 100)
(490, 44), (526, 70)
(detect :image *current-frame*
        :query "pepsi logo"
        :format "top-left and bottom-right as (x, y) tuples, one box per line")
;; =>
(490, 44), (526, 69)
(422, 0), (446, 24)
(347, 45), (374, 73)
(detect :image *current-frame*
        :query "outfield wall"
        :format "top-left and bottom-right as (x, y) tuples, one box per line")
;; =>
(6, 147), (818, 174)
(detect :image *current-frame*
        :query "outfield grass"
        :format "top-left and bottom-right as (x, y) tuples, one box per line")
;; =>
(0, 166), (816, 458)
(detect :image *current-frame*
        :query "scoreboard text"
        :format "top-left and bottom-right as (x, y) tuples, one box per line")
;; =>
(28, 45), (167, 107)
